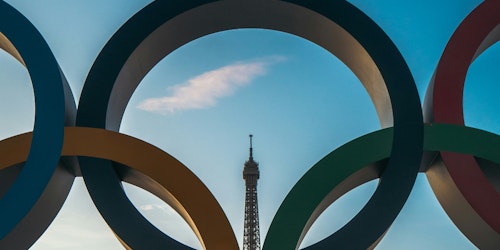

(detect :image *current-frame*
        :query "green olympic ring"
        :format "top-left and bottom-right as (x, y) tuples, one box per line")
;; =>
(264, 123), (500, 249)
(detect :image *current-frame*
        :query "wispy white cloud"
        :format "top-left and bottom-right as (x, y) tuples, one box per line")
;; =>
(140, 204), (156, 211)
(139, 203), (170, 212)
(137, 56), (286, 114)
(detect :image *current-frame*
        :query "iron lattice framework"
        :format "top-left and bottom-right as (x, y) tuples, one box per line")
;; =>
(243, 135), (261, 250)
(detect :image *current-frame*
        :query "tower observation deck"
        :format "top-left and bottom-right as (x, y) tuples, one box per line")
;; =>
(242, 134), (261, 250)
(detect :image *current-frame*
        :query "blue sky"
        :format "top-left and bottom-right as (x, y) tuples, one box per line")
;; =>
(1, 0), (497, 249)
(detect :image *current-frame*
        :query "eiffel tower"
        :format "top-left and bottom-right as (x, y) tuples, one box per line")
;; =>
(242, 134), (261, 250)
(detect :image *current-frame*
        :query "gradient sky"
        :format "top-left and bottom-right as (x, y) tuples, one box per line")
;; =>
(1, 0), (497, 249)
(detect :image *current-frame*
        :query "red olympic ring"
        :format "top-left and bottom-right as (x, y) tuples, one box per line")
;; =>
(424, 0), (500, 244)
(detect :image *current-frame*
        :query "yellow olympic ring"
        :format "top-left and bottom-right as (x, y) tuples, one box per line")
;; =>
(0, 127), (238, 249)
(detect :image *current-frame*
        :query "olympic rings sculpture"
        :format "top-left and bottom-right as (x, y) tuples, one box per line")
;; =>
(0, 0), (498, 249)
